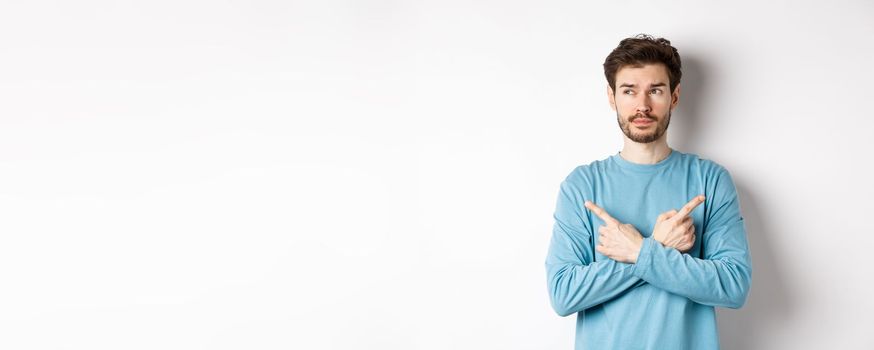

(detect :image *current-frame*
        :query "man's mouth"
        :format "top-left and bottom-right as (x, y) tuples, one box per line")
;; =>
(632, 117), (655, 126)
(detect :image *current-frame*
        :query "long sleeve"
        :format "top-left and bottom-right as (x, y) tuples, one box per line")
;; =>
(631, 167), (752, 308)
(545, 177), (646, 317)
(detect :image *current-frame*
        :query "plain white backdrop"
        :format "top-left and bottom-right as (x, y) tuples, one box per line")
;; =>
(1, 0), (873, 349)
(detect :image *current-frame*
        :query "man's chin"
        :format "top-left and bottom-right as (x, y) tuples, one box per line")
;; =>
(626, 131), (664, 143)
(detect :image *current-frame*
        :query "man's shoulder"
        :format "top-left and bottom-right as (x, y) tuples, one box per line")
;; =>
(677, 150), (732, 177)
(562, 154), (613, 184)
(678, 151), (740, 199)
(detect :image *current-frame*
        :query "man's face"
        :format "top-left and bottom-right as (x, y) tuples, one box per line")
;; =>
(608, 63), (680, 144)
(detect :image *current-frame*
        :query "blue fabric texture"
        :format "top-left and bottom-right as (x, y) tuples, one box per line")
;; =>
(545, 149), (752, 350)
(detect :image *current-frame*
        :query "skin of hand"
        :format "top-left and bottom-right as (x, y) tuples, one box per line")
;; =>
(584, 201), (644, 264)
(651, 195), (705, 253)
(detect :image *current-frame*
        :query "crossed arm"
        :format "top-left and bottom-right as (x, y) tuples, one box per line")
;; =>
(545, 175), (752, 316)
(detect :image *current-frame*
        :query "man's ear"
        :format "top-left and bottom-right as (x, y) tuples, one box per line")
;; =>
(607, 84), (616, 111)
(671, 83), (681, 110)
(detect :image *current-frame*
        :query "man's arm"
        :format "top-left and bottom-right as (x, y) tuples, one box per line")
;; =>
(545, 178), (646, 317)
(631, 168), (752, 308)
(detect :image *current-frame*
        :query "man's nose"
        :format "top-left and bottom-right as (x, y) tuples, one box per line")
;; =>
(635, 94), (652, 113)
(636, 103), (651, 114)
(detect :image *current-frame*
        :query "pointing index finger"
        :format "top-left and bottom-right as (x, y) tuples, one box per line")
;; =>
(584, 201), (618, 226)
(675, 195), (705, 219)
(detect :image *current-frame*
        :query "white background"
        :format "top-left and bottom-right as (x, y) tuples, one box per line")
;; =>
(1, 0), (872, 349)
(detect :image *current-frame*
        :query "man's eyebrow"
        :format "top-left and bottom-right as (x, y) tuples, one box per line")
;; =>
(619, 82), (668, 88)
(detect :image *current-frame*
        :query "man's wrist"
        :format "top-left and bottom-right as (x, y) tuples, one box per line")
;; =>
(651, 233), (665, 247)
(632, 237), (654, 278)
(632, 236), (644, 263)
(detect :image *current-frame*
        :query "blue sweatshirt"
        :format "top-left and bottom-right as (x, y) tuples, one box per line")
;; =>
(545, 149), (752, 350)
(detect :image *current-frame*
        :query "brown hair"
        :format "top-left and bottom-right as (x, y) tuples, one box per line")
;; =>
(603, 34), (682, 93)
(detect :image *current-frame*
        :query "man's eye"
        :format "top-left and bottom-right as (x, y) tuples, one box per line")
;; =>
(650, 89), (662, 94)
(623, 90), (634, 95)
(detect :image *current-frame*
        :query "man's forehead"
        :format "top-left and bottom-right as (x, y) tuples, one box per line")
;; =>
(615, 64), (669, 86)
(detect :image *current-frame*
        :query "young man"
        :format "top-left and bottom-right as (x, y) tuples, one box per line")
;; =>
(545, 34), (752, 349)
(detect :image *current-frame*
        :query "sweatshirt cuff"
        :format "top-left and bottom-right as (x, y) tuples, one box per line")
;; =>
(633, 237), (656, 279)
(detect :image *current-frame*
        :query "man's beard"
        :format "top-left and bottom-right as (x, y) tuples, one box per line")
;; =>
(616, 110), (671, 144)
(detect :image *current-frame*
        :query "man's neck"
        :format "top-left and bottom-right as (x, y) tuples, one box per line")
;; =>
(619, 137), (672, 165)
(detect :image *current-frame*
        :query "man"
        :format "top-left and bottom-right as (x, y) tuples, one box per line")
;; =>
(545, 34), (752, 349)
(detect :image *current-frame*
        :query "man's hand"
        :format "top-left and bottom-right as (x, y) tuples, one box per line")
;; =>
(652, 195), (705, 253)
(584, 201), (644, 264)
